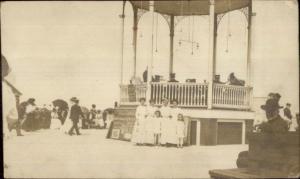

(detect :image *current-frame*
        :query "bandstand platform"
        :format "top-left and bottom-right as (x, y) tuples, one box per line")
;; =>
(108, 0), (255, 146)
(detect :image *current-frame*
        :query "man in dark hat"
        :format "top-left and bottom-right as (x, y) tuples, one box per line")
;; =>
(68, 97), (84, 135)
(260, 98), (288, 133)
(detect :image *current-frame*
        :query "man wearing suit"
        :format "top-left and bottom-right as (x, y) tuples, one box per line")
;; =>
(68, 97), (84, 136)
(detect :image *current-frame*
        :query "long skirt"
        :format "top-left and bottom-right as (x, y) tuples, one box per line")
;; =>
(50, 118), (61, 129)
(60, 118), (72, 134)
(144, 118), (155, 144)
(161, 118), (177, 145)
(131, 118), (146, 144)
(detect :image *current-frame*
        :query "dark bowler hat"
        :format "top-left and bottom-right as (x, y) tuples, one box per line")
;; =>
(274, 93), (281, 99)
(261, 101), (282, 112)
(27, 98), (36, 105)
(70, 97), (79, 103)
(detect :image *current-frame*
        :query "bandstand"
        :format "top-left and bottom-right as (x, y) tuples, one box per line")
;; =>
(109, 0), (255, 146)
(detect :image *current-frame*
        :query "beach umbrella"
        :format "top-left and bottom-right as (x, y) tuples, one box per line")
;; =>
(52, 99), (68, 110)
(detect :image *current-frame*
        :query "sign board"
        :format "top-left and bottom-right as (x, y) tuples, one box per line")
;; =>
(107, 118), (136, 141)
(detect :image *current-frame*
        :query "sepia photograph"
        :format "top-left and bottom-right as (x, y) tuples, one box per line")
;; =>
(1, 0), (299, 178)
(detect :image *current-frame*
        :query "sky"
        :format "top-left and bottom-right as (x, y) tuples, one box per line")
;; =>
(1, 0), (299, 112)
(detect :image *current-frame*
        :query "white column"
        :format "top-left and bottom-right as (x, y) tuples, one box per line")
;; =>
(246, 1), (253, 86)
(132, 6), (138, 77)
(146, 1), (155, 102)
(169, 15), (175, 80)
(242, 121), (246, 144)
(196, 120), (201, 146)
(207, 0), (216, 109)
(119, 1), (126, 85)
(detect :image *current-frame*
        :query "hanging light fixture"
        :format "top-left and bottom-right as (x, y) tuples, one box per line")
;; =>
(191, 15), (194, 55)
(155, 13), (158, 52)
(139, 1), (143, 38)
(225, 0), (232, 53)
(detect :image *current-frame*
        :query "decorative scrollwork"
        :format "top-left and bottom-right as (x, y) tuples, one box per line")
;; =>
(239, 7), (249, 22)
(216, 13), (226, 28)
(174, 16), (187, 27)
(137, 8), (147, 23)
(161, 14), (171, 28)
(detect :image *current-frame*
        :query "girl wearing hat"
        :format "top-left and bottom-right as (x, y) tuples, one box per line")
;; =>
(131, 98), (147, 145)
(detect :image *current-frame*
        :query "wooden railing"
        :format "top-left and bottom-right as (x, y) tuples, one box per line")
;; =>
(212, 83), (252, 110)
(120, 83), (252, 110)
(151, 82), (208, 107)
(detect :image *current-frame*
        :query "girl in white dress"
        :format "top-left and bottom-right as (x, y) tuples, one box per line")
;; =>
(167, 100), (183, 145)
(160, 98), (172, 146)
(96, 110), (105, 129)
(153, 110), (162, 146)
(131, 98), (147, 145)
(144, 99), (158, 145)
(176, 114), (185, 148)
(50, 107), (62, 130)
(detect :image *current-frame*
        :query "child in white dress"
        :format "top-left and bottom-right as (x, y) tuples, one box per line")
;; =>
(96, 110), (105, 129)
(50, 107), (62, 130)
(153, 110), (162, 146)
(176, 114), (185, 148)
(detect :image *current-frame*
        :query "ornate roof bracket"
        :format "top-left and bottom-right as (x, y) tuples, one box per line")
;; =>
(216, 13), (226, 29)
(137, 8), (147, 24)
(174, 16), (188, 28)
(239, 6), (249, 23)
(161, 14), (171, 28)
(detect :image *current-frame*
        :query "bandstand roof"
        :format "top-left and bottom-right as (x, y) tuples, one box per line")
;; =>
(130, 0), (251, 16)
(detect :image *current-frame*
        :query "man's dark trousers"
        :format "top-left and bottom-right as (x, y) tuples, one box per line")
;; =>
(69, 121), (80, 135)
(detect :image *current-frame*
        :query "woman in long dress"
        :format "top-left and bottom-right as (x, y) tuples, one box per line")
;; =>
(60, 108), (72, 134)
(131, 98), (147, 145)
(160, 98), (173, 146)
(50, 107), (61, 130)
(144, 99), (158, 145)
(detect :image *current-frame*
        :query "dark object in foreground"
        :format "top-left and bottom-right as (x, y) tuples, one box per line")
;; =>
(209, 132), (300, 178)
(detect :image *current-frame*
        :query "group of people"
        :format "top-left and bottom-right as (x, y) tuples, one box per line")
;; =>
(131, 98), (186, 148)
(82, 104), (105, 129)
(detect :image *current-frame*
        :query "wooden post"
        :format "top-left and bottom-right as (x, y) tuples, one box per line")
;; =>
(246, 1), (252, 87)
(132, 6), (138, 77)
(146, 1), (155, 102)
(119, 1), (126, 85)
(169, 15), (175, 80)
(207, 0), (216, 109)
